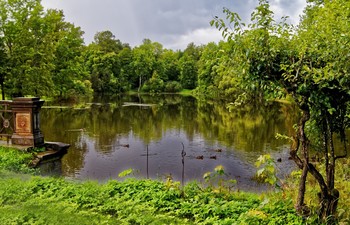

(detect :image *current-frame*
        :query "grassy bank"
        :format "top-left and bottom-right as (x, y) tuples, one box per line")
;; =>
(1, 146), (348, 224)
(0, 173), (303, 225)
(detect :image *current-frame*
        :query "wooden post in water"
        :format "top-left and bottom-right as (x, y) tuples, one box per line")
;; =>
(11, 97), (45, 147)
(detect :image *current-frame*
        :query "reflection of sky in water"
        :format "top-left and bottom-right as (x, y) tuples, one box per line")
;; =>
(41, 95), (298, 191)
(60, 129), (295, 191)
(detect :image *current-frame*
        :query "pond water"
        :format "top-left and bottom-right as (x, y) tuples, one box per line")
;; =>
(40, 94), (299, 191)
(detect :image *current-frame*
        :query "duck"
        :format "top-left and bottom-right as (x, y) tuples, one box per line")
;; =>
(209, 155), (217, 160)
(196, 155), (204, 160)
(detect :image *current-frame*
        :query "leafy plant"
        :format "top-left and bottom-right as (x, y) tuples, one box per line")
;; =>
(203, 165), (237, 193)
(0, 146), (325, 224)
(254, 154), (279, 188)
(118, 168), (136, 178)
(213, 0), (350, 222)
(27, 147), (46, 154)
(0, 147), (36, 174)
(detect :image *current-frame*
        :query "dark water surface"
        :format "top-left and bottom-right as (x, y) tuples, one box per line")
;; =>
(40, 94), (299, 190)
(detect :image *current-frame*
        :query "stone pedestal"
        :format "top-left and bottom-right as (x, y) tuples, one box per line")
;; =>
(11, 97), (45, 147)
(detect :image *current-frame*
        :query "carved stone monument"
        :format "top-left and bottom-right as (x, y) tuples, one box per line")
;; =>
(11, 97), (45, 147)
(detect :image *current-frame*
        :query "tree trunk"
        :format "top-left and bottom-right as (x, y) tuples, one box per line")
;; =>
(138, 75), (142, 92)
(295, 107), (310, 215)
(0, 75), (5, 100)
(310, 117), (339, 224)
(318, 119), (338, 224)
(296, 162), (308, 214)
(1, 83), (4, 100)
(318, 189), (339, 224)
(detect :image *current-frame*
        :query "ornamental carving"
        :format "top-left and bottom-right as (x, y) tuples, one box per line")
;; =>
(15, 113), (31, 133)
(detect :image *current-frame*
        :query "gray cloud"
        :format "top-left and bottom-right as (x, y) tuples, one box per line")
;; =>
(41, 0), (306, 50)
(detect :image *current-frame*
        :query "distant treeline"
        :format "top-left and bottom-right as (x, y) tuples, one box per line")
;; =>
(0, 0), (349, 105)
(0, 0), (228, 100)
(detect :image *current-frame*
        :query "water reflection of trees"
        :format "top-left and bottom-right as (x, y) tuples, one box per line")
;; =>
(40, 95), (300, 159)
(197, 101), (299, 152)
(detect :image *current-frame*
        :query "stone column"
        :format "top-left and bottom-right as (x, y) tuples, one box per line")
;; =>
(11, 97), (45, 147)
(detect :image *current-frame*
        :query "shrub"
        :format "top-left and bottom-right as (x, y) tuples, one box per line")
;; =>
(164, 81), (182, 93)
(141, 76), (165, 93)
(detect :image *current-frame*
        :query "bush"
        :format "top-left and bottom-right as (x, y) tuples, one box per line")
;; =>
(0, 147), (35, 174)
(164, 81), (182, 93)
(141, 77), (165, 93)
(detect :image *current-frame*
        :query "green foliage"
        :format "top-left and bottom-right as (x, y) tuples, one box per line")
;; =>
(284, 157), (350, 224)
(141, 71), (165, 93)
(203, 165), (237, 194)
(131, 39), (164, 92)
(196, 42), (222, 98)
(164, 81), (182, 93)
(0, 0), (90, 99)
(212, 0), (350, 221)
(0, 145), (327, 224)
(118, 168), (135, 178)
(178, 43), (201, 90)
(27, 147), (46, 153)
(0, 173), (307, 225)
(254, 154), (279, 188)
(210, 0), (294, 102)
(93, 30), (123, 54)
(160, 49), (181, 82)
(0, 147), (35, 173)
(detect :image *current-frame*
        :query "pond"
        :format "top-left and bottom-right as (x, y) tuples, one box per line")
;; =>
(40, 94), (299, 191)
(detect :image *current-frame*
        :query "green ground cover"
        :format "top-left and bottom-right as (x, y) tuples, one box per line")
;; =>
(1, 146), (349, 224)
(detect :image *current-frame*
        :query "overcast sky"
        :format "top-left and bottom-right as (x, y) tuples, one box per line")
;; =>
(41, 0), (306, 50)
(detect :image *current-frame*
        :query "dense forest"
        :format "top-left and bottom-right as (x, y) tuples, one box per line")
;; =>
(1, 0), (350, 223)
(0, 0), (346, 102)
(0, 0), (336, 101)
(0, 0), (214, 99)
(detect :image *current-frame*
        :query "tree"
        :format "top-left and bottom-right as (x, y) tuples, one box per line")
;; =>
(131, 39), (164, 92)
(93, 30), (123, 53)
(197, 42), (220, 97)
(0, 37), (7, 99)
(178, 43), (201, 90)
(118, 45), (133, 91)
(213, 0), (350, 223)
(85, 31), (133, 95)
(87, 50), (121, 94)
(0, 0), (88, 98)
(49, 10), (91, 98)
(284, 1), (350, 221)
(0, 0), (55, 97)
(159, 49), (180, 82)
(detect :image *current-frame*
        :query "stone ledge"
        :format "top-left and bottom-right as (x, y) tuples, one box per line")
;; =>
(31, 142), (70, 167)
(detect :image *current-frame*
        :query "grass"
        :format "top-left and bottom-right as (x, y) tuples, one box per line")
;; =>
(0, 146), (37, 174)
(282, 157), (350, 224)
(2, 146), (350, 224)
(0, 173), (305, 225)
(178, 89), (194, 96)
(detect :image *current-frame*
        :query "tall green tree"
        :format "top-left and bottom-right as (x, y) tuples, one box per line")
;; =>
(92, 30), (123, 53)
(87, 50), (120, 94)
(159, 49), (180, 82)
(0, 0), (88, 98)
(0, 0), (55, 97)
(213, 0), (350, 222)
(178, 43), (201, 90)
(197, 42), (220, 97)
(285, 1), (350, 221)
(85, 31), (132, 95)
(49, 10), (91, 98)
(131, 39), (164, 92)
(118, 45), (133, 91)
